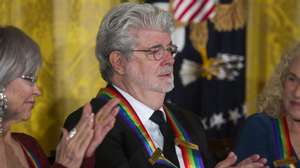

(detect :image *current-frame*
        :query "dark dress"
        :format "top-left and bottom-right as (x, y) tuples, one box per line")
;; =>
(234, 112), (300, 168)
(12, 133), (94, 168)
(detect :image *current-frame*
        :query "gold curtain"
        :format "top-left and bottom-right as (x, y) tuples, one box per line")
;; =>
(0, 0), (141, 155)
(246, 0), (300, 115)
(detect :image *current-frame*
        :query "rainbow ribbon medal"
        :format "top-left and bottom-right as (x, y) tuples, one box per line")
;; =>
(98, 86), (205, 168)
(272, 115), (297, 168)
(164, 107), (205, 168)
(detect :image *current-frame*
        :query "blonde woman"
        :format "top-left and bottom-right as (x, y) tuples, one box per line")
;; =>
(234, 43), (300, 167)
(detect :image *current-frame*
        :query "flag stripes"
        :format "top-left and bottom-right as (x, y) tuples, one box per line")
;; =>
(172, 0), (216, 23)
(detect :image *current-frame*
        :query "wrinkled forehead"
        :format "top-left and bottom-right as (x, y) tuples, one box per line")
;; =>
(128, 27), (171, 47)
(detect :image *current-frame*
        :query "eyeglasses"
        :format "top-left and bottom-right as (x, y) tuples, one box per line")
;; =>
(285, 73), (300, 88)
(21, 75), (36, 85)
(130, 44), (178, 61)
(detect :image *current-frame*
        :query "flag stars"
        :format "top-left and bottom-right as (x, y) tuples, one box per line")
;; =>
(228, 108), (241, 125)
(201, 118), (208, 130)
(210, 113), (225, 129)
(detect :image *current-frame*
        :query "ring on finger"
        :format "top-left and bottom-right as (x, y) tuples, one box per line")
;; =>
(68, 128), (77, 139)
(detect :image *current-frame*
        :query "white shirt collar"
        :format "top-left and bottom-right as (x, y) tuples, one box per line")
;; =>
(113, 85), (165, 123)
(112, 85), (183, 167)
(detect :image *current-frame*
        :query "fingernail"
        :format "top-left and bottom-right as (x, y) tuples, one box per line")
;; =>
(114, 107), (120, 113)
(90, 113), (94, 122)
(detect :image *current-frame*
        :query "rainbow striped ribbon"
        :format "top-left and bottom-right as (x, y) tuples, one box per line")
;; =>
(272, 115), (296, 168)
(165, 107), (205, 168)
(20, 143), (41, 168)
(98, 86), (204, 168)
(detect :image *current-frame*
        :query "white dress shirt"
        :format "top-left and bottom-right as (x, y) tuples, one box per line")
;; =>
(114, 85), (185, 168)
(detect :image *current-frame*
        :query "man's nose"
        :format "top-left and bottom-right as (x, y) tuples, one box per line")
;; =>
(162, 50), (175, 65)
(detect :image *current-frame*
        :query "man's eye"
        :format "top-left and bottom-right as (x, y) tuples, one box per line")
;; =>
(148, 48), (160, 54)
(150, 47), (160, 52)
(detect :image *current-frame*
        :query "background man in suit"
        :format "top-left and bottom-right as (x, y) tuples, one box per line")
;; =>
(64, 2), (267, 168)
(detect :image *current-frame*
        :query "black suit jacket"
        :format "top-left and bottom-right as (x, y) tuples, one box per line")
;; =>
(64, 89), (215, 168)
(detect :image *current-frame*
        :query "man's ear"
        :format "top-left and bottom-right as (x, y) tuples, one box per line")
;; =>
(109, 51), (126, 75)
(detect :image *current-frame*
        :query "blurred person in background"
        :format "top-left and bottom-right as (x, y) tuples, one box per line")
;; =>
(234, 42), (300, 167)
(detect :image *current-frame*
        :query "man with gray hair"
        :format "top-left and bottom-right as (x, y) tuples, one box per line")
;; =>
(64, 3), (267, 168)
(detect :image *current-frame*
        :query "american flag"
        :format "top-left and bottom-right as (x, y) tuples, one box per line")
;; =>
(172, 0), (216, 23)
(148, 0), (247, 161)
